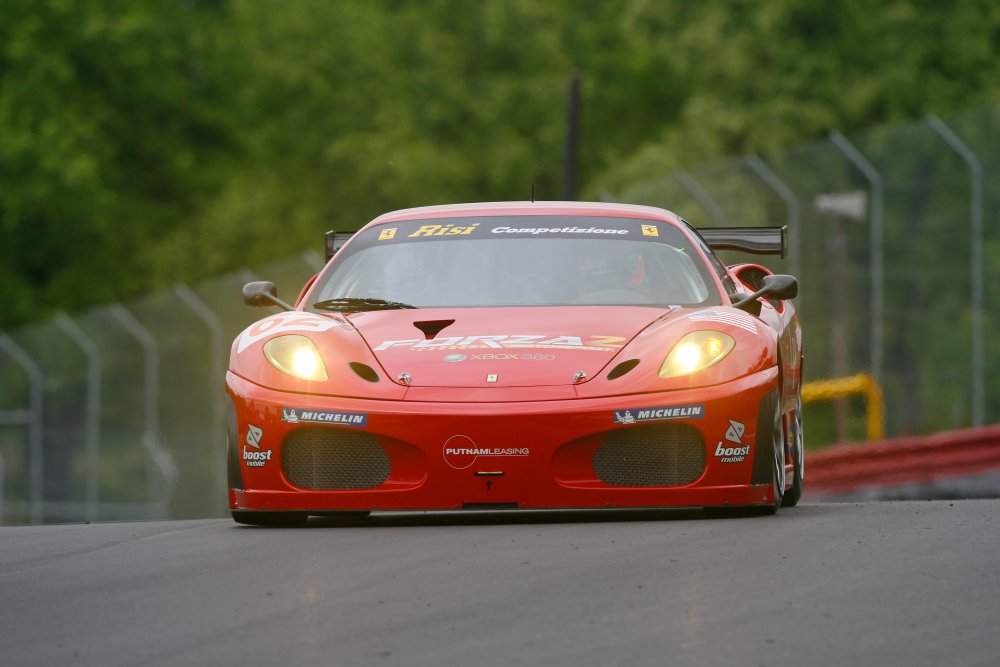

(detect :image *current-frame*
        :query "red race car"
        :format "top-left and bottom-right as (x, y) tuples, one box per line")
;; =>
(226, 202), (803, 525)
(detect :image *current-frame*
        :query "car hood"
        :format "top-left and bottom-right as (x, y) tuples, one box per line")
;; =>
(347, 306), (675, 388)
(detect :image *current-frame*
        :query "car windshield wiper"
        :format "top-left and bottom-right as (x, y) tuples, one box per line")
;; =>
(312, 297), (417, 312)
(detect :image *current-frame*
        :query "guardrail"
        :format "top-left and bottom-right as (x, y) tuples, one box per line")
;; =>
(807, 424), (1000, 494)
(802, 373), (885, 440)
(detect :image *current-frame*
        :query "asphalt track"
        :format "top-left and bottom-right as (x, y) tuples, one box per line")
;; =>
(1, 501), (998, 667)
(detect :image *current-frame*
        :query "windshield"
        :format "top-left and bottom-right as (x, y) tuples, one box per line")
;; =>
(308, 216), (721, 311)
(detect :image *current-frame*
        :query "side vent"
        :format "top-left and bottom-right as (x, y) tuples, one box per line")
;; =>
(349, 362), (380, 382)
(607, 359), (640, 380)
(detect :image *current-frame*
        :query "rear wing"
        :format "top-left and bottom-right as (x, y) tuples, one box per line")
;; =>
(324, 230), (356, 261)
(697, 226), (786, 257)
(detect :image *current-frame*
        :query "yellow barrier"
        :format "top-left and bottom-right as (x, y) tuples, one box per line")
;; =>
(801, 373), (885, 440)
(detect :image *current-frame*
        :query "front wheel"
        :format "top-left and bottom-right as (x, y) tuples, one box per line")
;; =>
(232, 511), (308, 527)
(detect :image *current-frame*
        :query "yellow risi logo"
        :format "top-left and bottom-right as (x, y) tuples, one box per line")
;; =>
(378, 228), (397, 240)
(641, 225), (659, 237)
(408, 223), (480, 237)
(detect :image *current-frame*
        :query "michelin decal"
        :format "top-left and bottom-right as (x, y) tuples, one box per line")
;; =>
(613, 404), (704, 424)
(282, 408), (368, 427)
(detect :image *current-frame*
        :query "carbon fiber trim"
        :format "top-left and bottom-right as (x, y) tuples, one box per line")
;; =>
(227, 398), (243, 490)
(751, 390), (778, 485)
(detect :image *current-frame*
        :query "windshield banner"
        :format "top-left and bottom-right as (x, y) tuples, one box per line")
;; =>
(358, 216), (670, 246)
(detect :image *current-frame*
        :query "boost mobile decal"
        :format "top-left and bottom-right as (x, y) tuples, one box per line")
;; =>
(243, 424), (273, 467)
(715, 419), (749, 463)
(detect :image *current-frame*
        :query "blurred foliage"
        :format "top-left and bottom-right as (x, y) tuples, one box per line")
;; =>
(3, 0), (1000, 327)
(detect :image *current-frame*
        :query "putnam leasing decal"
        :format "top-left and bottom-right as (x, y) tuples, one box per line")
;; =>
(374, 334), (626, 352)
(613, 404), (704, 424)
(281, 408), (368, 427)
(443, 434), (529, 470)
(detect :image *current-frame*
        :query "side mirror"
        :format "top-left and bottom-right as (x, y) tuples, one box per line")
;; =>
(243, 281), (294, 311)
(761, 274), (798, 299)
(732, 274), (798, 313)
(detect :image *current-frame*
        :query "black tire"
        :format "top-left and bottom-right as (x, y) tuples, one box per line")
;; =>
(232, 511), (308, 527)
(781, 391), (805, 507)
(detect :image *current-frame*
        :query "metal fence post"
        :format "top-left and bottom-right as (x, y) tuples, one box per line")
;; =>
(173, 283), (227, 509)
(829, 131), (884, 387)
(926, 115), (985, 427)
(109, 303), (176, 519)
(0, 333), (45, 524)
(674, 169), (727, 225)
(54, 312), (102, 522)
(745, 155), (802, 278)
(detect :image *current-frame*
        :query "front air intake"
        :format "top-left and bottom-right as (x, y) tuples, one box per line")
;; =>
(593, 423), (706, 487)
(282, 428), (390, 490)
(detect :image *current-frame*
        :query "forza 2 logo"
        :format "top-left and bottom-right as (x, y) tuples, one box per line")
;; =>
(375, 334), (626, 352)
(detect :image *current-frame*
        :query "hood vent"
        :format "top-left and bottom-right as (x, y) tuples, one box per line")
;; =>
(349, 362), (380, 382)
(413, 319), (455, 340)
(607, 359), (640, 380)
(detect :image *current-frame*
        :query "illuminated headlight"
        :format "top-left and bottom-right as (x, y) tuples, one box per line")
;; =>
(659, 331), (735, 378)
(263, 335), (329, 381)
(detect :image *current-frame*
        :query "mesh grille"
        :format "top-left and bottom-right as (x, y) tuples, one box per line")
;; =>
(282, 428), (390, 490)
(736, 266), (782, 310)
(593, 423), (706, 487)
(737, 266), (768, 290)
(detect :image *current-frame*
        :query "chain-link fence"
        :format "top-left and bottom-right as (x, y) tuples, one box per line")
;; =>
(2, 106), (999, 524)
(0, 250), (324, 525)
(615, 105), (1000, 443)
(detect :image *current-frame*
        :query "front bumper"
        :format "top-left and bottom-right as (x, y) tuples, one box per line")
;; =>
(226, 367), (779, 512)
